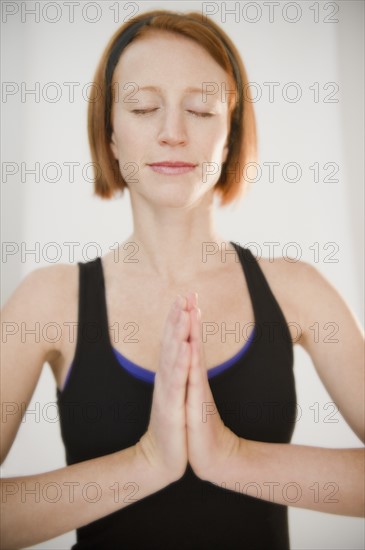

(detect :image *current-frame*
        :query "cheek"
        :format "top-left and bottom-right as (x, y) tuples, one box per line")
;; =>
(202, 119), (229, 151)
(112, 122), (144, 160)
(205, 134), (228, 160)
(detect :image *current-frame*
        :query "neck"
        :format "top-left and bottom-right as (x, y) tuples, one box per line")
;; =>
(122, 191), (231, 284)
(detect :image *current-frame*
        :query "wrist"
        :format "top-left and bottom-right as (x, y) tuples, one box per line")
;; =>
(133, 440), (172, 487)
(204, 435), (246, 485)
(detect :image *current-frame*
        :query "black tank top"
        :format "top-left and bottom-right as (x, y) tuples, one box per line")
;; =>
(56, 241), (297, 549)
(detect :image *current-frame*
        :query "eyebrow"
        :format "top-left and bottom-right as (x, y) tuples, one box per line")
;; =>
(138, 85), (205, 95)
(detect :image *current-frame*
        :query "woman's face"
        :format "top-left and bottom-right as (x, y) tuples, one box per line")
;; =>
(110, 30), (231, 208)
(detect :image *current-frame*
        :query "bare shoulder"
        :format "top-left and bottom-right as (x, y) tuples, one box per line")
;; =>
(257, 253), (363, 349)
(15, 262), (78, 309)
(2, 262), (79, 360)
(254, 253), (311, 299)
(254, 254), (323, 345)
(256, 253), (316, 296)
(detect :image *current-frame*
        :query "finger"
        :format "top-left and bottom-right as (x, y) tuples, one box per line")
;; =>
(158, 337), (191, 412)
(189, 305), (201, 348)
(189, 307), (212, 390)
(187, 310), (216, 427)
(164, 295), (186, 336)
(185, 291), (198, 311)
(186, 338), (208, 438)
(188, 308), (205, 388)
(170, 339), (191, 397)
(159, 304), (190, 375)
(160, 295), (186, 353)
(172, 309), (191, 361)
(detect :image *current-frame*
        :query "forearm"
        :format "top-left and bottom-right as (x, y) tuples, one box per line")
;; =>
(1, 444), (168, 549)
(205, 439), (365, 517)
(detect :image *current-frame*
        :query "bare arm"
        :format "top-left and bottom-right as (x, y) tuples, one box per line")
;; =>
(200, 260), (365, 516)
(1, 443), (166, 549)
(207, 440), (364, 516)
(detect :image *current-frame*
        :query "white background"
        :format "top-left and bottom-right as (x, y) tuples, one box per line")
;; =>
(1, 1), (364, 548)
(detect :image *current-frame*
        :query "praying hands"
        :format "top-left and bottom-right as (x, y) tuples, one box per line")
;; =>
(136, 292), (241, 484)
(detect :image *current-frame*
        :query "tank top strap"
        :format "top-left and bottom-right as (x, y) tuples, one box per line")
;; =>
(74, 256), (110, 356)
(229, 241), (293, 349)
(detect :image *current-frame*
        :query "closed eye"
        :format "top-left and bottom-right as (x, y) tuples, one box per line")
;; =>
(187, 110), (214, 118)
(131, 109), (214, 118)
(131, 109), (158, 115)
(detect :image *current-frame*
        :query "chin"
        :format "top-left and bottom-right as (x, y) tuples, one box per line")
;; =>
(142, 184), (206, 208)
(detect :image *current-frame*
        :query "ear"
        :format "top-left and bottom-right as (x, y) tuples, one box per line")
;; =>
(110, 132), (118, 160)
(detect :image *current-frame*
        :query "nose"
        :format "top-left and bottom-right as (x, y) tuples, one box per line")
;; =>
(157, 108), (188, 146)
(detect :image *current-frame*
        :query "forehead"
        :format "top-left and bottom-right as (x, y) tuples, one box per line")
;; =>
(113, 30), (230, 90)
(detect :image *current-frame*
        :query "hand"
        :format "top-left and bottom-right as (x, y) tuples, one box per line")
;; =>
(184, 292), (241, 481)
(136, 295), (191, 484)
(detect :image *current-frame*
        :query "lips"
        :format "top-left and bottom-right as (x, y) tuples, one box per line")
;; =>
(148, 161), (197, 167)
(148, 161), (197, 175)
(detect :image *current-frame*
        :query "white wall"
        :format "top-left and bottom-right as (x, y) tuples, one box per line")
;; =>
(1, 1), (364, 548)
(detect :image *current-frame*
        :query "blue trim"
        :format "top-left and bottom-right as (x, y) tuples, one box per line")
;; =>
(112, 348), (157, 384)
(60, 327), (257, 392)
(113, 326), (256, 384)
(62, 360), (74, 392)
(206, 325), (256, 377)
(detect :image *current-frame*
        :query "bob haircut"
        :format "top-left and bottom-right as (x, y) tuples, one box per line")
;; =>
(88, 9), (257, 207)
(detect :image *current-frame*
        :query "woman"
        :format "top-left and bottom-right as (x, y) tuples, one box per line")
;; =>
(1, 9), (364, 550)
